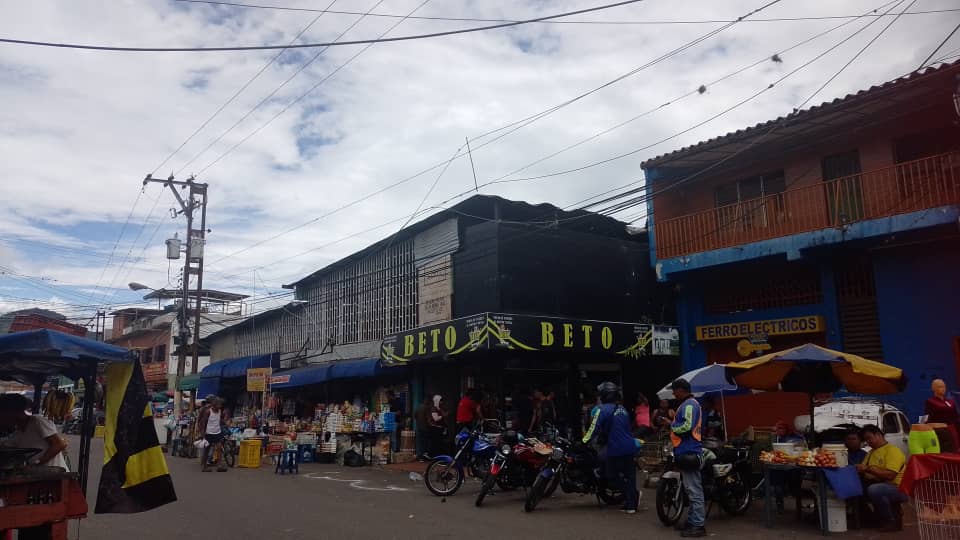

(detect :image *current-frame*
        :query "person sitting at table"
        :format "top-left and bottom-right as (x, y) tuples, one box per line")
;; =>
(770, 420), (804, 513)
(845, 429), (867, 465)
(0, 393), (69, 470)
(857, 425), (908, 533)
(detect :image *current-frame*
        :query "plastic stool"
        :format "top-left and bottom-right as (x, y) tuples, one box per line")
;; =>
(275, 449), (299, 475)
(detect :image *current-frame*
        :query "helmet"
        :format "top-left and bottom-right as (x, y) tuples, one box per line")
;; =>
(596, 382), (621, 404)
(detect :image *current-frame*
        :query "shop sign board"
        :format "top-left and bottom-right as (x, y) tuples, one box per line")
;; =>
(695, 315), (824, 342)
(417, 254), (452, 325)
(247, 367), (272, 391)
(381, 312), (681, 365)
(270, 374), (290, 385)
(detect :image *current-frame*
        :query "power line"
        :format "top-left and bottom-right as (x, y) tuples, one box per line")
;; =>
(174, 0), (389, 175)
(919, 21), (960, 69)
(195, 0), (431, 175)
(151, 0), (337, 175)
(478, 0), (914, 187)
(174, 1), (960, 26)
(0, 0), (646, 53)
(204, 0), (785, 265)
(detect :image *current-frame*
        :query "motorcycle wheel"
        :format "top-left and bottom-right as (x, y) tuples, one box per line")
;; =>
(543, 474), (561, 498)
(656, 477), (686, 526)
(475, 472), (497, 507)
(425, 459), (464, 497)
(524, 473), (550, 513)
(719, 473), (752, 516)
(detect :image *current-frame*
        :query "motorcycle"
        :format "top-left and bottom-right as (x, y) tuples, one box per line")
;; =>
(524, 439), (625, 512)
(475, 431), (551, 507)
(655, 439), (753, 526)
(424, 424), (498, 497)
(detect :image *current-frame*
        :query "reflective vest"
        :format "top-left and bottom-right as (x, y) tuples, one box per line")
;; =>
(671, 397), (703, 455)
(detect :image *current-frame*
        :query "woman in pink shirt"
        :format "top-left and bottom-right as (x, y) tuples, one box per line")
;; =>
(634, 393), (653, 438)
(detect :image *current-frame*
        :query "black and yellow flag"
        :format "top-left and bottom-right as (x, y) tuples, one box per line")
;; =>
(95, 360), (177, 514)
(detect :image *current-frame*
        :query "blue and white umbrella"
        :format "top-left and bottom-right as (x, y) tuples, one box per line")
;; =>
(657, 364), (747, 439)
(656, 364), (740, 400)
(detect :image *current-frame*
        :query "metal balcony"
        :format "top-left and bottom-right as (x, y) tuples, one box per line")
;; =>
(655, 151), (960, 259)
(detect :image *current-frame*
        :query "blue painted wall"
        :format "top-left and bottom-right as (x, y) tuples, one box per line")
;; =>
(873, 241), (960, 423)
(673, 261), (841, 372)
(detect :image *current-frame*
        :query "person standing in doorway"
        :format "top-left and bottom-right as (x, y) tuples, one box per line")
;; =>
(197, 397), (227, 472)
(634, 393), (653, 438)
(671, 379), (706, 537)
(386, 390), (404, 453)
(428, 395), (447, 457)
(415, 397), (432, 460)
(456, 389), (482, 432)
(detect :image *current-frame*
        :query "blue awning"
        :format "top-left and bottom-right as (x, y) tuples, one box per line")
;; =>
(270, 364), (330, 390)
(200, 353), (279, 380)
(328, 358), (389, 380)
(197, 377), (219, 399)
(0, 329), (134, 384)
(271, 358), (405, 390)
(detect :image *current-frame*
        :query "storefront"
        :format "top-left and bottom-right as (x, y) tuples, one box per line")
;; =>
(381, 312), (682, 438)
(198, 353), (280, 416)
(692, 315), (828, 434)
(266, 358), (411, 465)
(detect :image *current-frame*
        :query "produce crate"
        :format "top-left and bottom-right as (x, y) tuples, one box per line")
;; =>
(238, 439), (262, 468)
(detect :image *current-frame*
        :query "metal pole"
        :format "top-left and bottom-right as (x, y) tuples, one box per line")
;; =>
(175, 194), (193, 419)
(190, 184), (207, 377)
(79, 373), (95, 494)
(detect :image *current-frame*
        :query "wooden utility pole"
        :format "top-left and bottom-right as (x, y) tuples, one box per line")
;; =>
(142, 174), (208, 412)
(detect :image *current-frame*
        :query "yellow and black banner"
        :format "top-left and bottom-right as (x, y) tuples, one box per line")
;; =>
(95, 360), (177, 514)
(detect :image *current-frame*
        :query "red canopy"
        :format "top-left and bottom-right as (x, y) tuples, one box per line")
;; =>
(901, 453), (960, 497)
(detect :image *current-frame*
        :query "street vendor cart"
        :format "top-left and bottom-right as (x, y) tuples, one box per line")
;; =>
(0, 329), (137, 539)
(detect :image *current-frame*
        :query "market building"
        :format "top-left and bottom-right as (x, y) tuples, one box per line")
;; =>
(205, 194), (679, 462)
(642, 60), (960, 431)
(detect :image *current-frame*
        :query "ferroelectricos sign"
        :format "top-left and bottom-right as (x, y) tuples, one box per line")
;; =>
(695, 316), (825, 341)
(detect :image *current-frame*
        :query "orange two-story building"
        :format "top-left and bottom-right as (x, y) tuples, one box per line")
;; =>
(642, 60), (960, 429)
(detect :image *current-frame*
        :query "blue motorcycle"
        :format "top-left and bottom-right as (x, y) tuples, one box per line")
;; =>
(424, 424), (498, 497)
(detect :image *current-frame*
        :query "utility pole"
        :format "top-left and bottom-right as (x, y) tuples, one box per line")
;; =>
(143, 174), (208, 413)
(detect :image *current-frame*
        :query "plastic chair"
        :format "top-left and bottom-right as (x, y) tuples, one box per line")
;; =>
(275, 448), (299, 475)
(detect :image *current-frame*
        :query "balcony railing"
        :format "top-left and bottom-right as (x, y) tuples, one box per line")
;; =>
(655, 151), (960, 259)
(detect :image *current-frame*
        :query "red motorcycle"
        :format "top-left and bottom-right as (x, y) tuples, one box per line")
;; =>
(475, 431), (554, 507)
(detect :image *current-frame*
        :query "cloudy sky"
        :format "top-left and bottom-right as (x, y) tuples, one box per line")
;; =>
(0, 0), (957, 325)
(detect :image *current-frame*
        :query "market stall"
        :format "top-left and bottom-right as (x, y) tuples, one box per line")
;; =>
(0, 329), (175, 539)
(727, 343), (906, 534)
(268, 359), (406, 466)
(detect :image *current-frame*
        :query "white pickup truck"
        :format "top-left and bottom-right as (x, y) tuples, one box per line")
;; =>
(794, 399), (910, 457)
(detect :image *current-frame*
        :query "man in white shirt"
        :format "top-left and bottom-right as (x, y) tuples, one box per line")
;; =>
(0, 393), (68, 470)
(197, 396), (227, 472)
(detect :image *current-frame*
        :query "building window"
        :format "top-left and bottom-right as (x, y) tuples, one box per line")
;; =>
(822, 150), (863, 225)
(714, 170), (786, 230)
(155, 344), (166, 364)
(142, 347), (153, 363)
(704, 262), (822, 314)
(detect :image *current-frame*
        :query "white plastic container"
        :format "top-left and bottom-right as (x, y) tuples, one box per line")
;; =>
(826, 497), (847, 532)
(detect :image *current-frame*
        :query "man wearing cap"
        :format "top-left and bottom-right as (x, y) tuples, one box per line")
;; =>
(671, 378), (706, 537)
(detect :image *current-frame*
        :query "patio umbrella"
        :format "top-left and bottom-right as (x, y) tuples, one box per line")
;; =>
(725, 343), (906, 434)
(657, 364), (747, 439)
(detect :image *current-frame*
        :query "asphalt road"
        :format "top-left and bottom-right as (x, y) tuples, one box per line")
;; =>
(63, 437), (915, 540)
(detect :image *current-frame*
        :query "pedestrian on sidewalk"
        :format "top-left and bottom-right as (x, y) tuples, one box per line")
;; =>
(197, 396), (227, 472)
(415, 398), (432, 460)
(428, 395), (447, 457)
(671, 379), (706, 537)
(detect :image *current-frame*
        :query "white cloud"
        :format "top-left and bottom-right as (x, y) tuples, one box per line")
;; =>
(0, 0), (955, 311)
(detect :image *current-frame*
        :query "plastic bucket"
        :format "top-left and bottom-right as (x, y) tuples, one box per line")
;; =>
(826, 497), (847, 532)
(822, 444), (848, 467)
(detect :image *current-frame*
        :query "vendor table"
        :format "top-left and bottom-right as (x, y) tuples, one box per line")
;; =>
(0, 467), (88, 539)
(349, 432), (382, 466)
(762, 463), (830, 536)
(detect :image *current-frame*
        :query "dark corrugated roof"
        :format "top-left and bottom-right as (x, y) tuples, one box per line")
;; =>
(641, 59), (960, 169)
